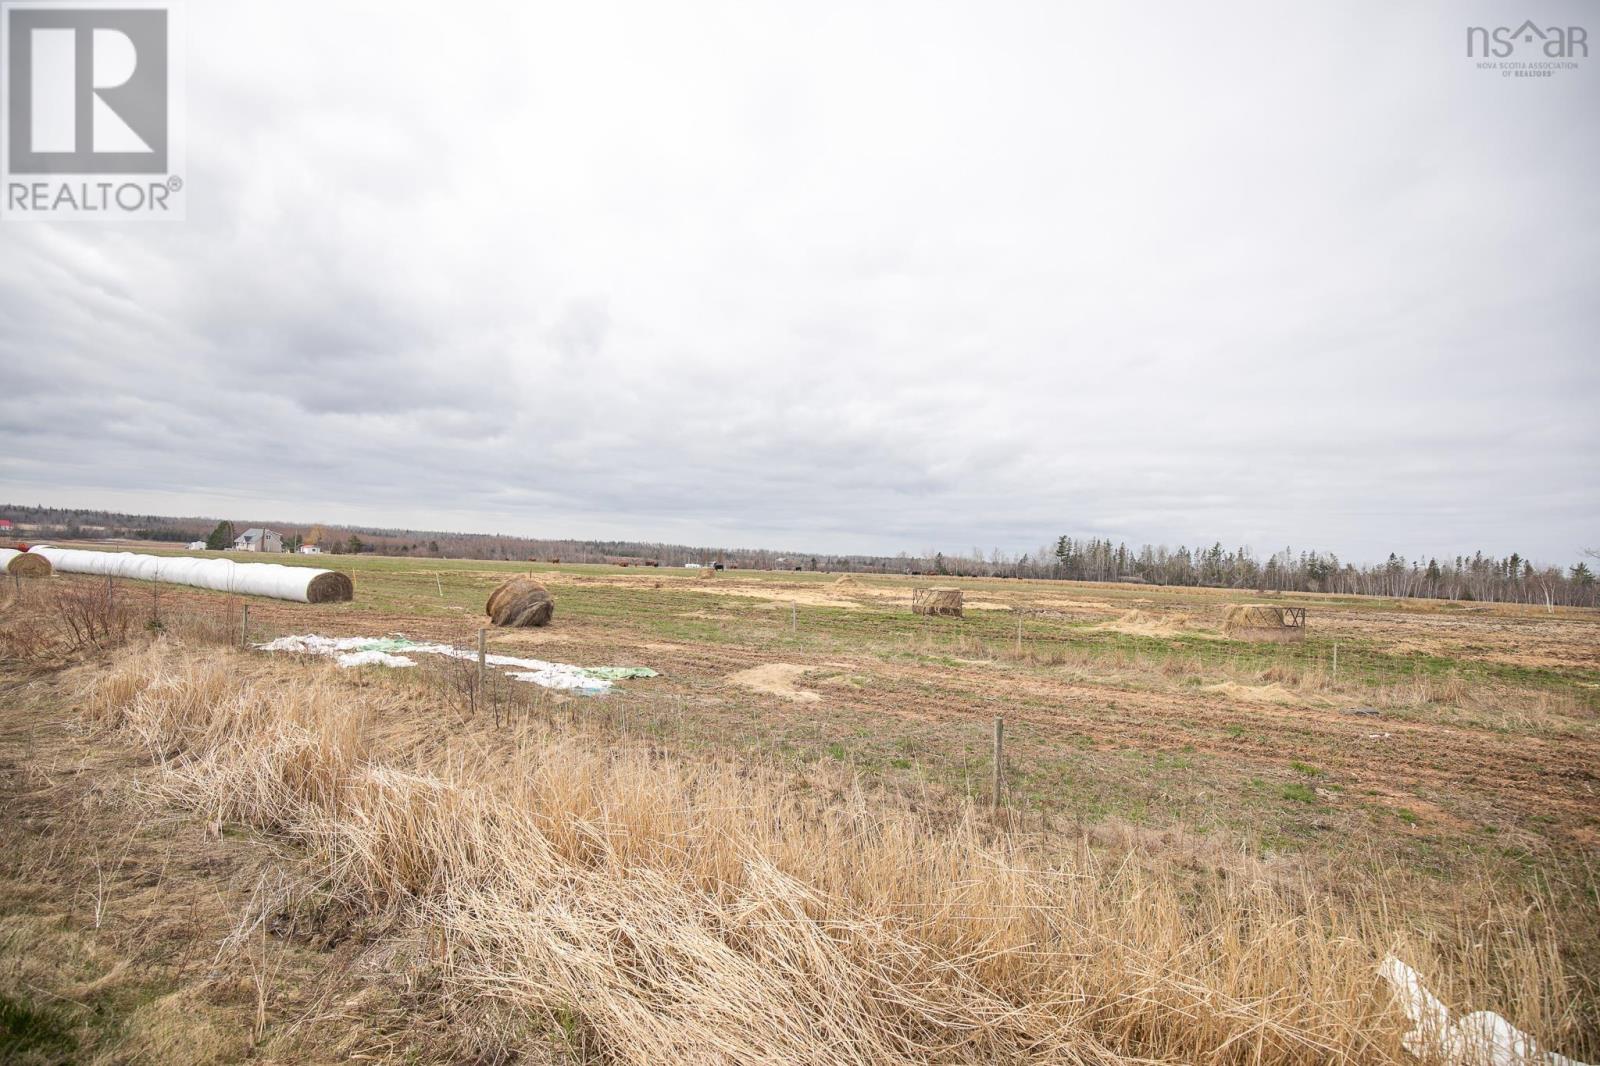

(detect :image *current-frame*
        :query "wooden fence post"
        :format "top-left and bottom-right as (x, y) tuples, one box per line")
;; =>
(992, 716), (1005, 809)
(241, 603), (250, 649)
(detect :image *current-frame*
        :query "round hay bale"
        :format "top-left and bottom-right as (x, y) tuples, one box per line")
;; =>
(305, 570), (353, 603)
(487, 576), (555, 627)
(1, 549), (53, 578)
(913, 587), (964, 618)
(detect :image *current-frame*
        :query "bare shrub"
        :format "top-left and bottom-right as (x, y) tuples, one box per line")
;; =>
(53, 578), (133, 650)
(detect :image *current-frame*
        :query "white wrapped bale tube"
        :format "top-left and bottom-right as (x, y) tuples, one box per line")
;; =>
(0, 547), (53, 577)
(1380, 955), (1594, 1066)
(28, 547), (352, 603)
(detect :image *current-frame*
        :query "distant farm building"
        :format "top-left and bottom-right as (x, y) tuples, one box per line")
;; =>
(186, 540), (206, 550)
(234, 528), (284, 553)
(298, 545), (323, 555)
(0, 519), (11, 532)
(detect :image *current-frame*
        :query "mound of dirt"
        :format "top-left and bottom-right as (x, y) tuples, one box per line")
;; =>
(725, 663), (821, 702)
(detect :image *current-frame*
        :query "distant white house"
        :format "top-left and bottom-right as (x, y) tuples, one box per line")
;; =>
(233, 528), (283, 553)
(186, 540), (206, 551)
(298, 545), (322, 555)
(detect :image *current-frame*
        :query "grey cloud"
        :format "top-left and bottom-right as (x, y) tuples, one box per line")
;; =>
(2, 0), (1596, 562)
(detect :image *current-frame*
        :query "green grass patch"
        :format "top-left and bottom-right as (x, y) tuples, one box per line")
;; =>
(1280, 782), (1319, 804)
(0, 991), (77, 1063)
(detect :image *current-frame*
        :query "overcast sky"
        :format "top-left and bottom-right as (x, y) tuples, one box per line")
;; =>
(1, 1), (1595, 562)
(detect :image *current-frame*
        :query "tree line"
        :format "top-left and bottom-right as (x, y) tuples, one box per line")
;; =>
(5, 504), (1594, 607)
(1003, 538), (1597, 608)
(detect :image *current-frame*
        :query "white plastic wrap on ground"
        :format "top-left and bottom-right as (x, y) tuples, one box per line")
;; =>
(254, 636), (420, 668)
(29, 547), (340, 603)
(256, 635), (623, 694)
(1381, 955), (1593, 1066)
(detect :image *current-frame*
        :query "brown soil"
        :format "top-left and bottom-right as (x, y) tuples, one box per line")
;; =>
(725, 663), (823, 702)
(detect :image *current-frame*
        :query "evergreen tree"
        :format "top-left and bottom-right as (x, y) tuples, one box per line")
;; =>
(205, 520), (235, 551)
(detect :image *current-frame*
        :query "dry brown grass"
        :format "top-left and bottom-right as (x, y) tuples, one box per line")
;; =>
(920, 626), (1592, 729)
(1091, 609), (1209, 639)
(70, 639), (1598, 1064)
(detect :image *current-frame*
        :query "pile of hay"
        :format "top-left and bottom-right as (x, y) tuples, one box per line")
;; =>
(913, 587), (964, 618)
(305, 571), (354, 603)
(487, 577), (555, 627)
(1094, 609), (1198, 638)
(1222, 604), (1303, 643)
(0, 548), (52, 578)
(832, 574), (859, 586)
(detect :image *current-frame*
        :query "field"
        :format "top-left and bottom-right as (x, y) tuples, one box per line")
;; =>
(3, 548), (1598, 1063)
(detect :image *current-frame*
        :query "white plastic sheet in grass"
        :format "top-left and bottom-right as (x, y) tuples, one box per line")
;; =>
(28, 547), (345, 603)
(256, 634), (658, 695)
(1381, 955), (1593, 1066)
